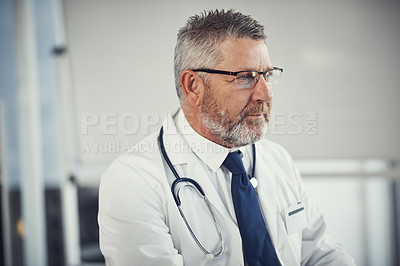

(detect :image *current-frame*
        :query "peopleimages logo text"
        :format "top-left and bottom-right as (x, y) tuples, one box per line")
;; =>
(79, 112), (318, 154)
(80, 112), (317, 136)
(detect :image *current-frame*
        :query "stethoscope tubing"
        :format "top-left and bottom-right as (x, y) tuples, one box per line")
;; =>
(158, 126), (225, 258)
(157, 126), (256, 259)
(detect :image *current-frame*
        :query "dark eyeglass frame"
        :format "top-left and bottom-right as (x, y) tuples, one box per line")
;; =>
(193, 67), (283, 77)
(192, 67), (283, 89)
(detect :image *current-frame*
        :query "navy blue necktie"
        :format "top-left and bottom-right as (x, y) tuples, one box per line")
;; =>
(224, 152), (281, 266)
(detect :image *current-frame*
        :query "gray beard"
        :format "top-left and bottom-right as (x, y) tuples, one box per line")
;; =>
(200, 106), (267, 148)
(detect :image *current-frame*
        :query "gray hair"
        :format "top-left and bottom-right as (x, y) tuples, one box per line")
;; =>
(174, 9), (267, 101)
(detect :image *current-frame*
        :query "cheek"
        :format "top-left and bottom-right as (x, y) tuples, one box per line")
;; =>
(211, 80), (252, 114)
(223, 92), (251, 114)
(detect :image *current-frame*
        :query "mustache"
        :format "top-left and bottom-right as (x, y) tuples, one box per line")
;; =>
(240, 103), (269, 118)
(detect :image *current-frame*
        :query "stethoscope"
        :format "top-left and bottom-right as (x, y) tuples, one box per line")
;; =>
(158, 126), (258, 259)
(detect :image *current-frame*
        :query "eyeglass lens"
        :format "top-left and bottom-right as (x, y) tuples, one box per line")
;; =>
(235, 70), (281, 89)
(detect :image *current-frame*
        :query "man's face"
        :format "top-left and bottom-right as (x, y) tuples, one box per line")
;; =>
(199, 38), (273, 148)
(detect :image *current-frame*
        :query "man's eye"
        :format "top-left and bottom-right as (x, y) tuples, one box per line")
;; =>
(237, 73), (253, 81)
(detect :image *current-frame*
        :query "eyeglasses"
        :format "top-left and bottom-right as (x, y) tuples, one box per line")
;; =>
(192, 67), (283, 89)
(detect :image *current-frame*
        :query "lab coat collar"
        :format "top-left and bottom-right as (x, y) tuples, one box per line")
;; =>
(160, 108), (190, 166)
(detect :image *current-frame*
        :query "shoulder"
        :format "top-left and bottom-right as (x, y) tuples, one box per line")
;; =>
(100, 130), (166, 190)
(100, 108), (182, 191)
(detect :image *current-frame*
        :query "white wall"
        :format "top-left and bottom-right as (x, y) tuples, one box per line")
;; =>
(303, 174), (394, 266)
(62, 0), (400, 164)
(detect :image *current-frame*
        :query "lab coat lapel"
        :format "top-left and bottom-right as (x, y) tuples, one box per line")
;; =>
(255, 148), (279, 248)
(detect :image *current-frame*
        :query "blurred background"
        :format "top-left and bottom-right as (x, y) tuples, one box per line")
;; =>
(1, 0), (400, 265)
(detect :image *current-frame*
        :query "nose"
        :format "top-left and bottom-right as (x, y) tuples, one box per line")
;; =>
(251, 76), (273, 102)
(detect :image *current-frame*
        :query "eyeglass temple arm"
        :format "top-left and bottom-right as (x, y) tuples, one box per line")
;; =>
(193, 69), (237, 76)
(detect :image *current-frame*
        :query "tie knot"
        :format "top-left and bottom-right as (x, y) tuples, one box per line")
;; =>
(223, 152), (246, 175)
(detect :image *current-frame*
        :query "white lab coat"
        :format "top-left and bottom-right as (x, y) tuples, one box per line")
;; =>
(98, 108), (355, 266)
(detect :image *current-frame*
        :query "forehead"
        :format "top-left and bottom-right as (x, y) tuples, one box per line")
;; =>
(217, 38), (271, 71)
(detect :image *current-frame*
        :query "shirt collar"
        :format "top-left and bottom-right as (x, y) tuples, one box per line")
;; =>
(175, 109), (246, 172)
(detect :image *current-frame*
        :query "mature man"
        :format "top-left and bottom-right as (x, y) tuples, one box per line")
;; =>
(98, 9), (355, 265)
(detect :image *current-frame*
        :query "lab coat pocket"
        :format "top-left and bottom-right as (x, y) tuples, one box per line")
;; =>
(282, 202), (308, 235)
(276, 204), (304, 264)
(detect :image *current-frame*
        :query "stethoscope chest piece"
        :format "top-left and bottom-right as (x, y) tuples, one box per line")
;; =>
(249, 177), (258, 188)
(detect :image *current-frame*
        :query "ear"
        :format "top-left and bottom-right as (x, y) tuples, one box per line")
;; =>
(179, 70), (204, 107)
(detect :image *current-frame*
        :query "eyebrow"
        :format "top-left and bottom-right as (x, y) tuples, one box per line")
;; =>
(234, 65), (274, 72)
